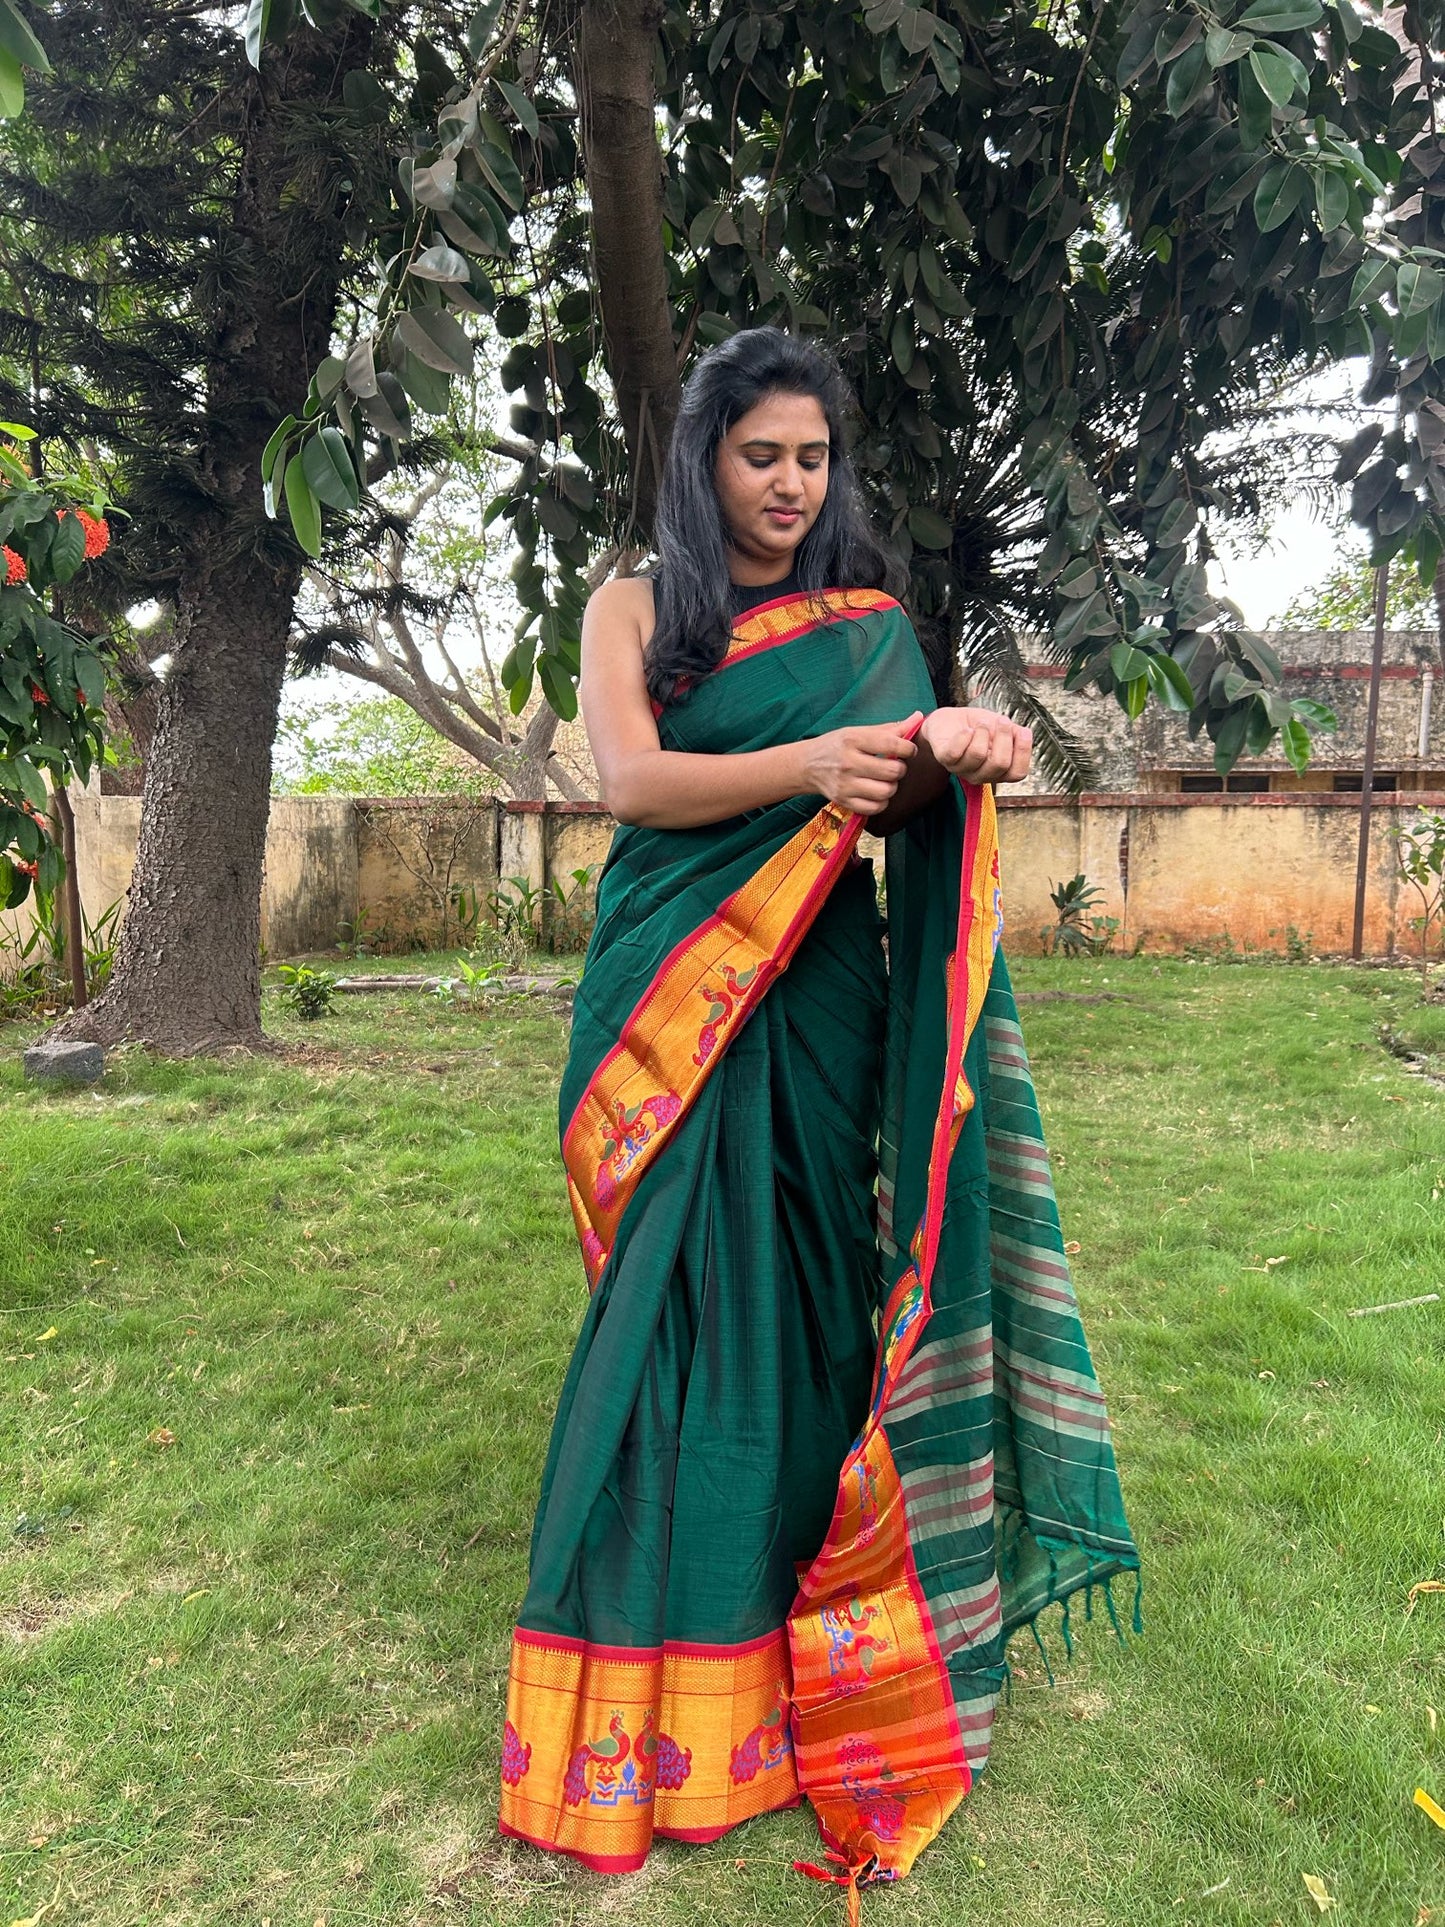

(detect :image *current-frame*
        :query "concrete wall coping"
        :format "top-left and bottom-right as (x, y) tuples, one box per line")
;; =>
(998, 789), (1445, 810)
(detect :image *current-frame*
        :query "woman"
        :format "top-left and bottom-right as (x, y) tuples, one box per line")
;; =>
(497, 328), (1138, 1916)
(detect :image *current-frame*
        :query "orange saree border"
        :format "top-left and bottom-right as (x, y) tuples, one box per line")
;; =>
(788, 783), (1002, 1898)
(649, 587), (899, 716)
(499, 1625), (799, 1871)
(561, 790), (896, 1287)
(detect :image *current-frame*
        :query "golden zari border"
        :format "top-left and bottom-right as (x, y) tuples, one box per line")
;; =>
(720, 587), (898, 669)
(788, 785), (1002, 1894)
(563, 794), (869, 1288)
(499, 1627), (799, 1872)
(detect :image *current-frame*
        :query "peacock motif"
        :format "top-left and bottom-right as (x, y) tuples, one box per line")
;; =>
(637, 1707), (693, 1792)
(837, 1733), (907, 1843)
(593, 1091), (683, 1210)
(499, 1720), (531, 1787)
(729, 1682), (794, 1784)
(691, 960), (758, 1066)
(822, 1595), (891, 1697)
(563, 1709), (630, 1806)
(852, 1456), (881, 1550)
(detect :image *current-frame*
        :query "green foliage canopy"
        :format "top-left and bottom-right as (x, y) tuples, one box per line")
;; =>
(255, 0), (1445, 779)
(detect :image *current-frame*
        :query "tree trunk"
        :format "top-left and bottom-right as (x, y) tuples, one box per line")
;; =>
(1434, 555), (1445, 677)
(574, 0), (680, 535)
(52, 22), (370, 1054)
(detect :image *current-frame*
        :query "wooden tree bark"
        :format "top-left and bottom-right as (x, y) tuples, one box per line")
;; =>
(574, 0), (681, 535)
(52, 24), (370, 1053)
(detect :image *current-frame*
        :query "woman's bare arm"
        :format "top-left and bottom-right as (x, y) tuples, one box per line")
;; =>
(579, 577), (921, 831)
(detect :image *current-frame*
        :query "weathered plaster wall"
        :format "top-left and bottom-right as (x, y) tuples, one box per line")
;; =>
(994, 791), (1441, 955)
(9, 789), (1442, 968)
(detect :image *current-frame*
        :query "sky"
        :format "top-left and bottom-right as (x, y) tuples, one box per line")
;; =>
(1210, 499), (1347, 629)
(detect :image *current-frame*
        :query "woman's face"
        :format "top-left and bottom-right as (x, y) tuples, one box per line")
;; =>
(713, 389), (831, 579)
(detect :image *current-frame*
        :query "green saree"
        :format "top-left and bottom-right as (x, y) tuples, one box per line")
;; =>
(498, 588), (1139, 1912)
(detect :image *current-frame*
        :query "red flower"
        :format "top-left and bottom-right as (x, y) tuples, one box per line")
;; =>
(15, 858), (37, 878)
(3, 546), (25, 586)
(72, 507), (110, 559)
(29, 682), (49, 705)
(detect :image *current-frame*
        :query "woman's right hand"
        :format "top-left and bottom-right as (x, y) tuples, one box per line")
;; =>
(799, 713), (922, 815)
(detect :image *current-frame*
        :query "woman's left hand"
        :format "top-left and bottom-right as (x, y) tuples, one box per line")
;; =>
(919, 707), (1033, 786)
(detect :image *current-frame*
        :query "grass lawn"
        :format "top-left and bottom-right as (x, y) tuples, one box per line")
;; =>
(2, 955), (1444, 1926)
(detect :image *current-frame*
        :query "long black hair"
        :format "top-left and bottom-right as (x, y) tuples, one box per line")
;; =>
(643, 327), (902, 705)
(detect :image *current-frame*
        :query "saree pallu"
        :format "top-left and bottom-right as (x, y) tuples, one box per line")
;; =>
(498, 589), (1139, 1910)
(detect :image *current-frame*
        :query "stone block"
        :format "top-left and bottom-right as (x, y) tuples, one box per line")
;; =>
(24, 1040), (105, 1086)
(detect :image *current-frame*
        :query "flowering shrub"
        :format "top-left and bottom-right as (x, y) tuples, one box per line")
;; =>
(0, 422), (113, 908)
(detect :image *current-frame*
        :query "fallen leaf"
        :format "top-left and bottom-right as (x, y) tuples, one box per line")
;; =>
(1416, 1786), (1445, 1831)
(1407, 1580), (1445, 1618)
(1303, 1873), (1335, 1912)
(33, 1327), (57, 1343)
(147, 1427), (176, 1447)
(182, 1589), (210, 1605)
(1428, 1704), (1439, 1741)
(1063, 1240), (1082, 1255)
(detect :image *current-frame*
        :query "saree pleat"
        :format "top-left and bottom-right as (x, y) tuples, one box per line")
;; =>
(497, 589), (1139, 1897)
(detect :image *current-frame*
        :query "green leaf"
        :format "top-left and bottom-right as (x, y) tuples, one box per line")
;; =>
(1396, 261), (1441, 318)
(0, 418), (35, 440)
(0, 1), (49, 75)
(395, 305), (474, 377)
(0, 44), (24, 115)
(1236, 57), (1273, 144)
(0, 854), (27, 910)
(496, 78), (539, 139)
(1204, 26), (1253, 65)
(283, 452), (323, 558)
(538, 652), (578, 722)
(1254, 159), (1304, 230)
(409, 244), (471, 283)
(1248, 43), (1304, 106)
(475, 140), (525, 213)
(261, 411), (298, 488)
(1165, 41), (1209, 115)
(1110, 642), (1150, 681)
(1314, 167), (1349, 231)
(1147, 652), (1196, 710)
(1281, 715), (1310, 771)
(1236, 0), (1322, 28)
(302, 426), (360, 512)
(1290, 696), (1338, 731)
(1350, 255), (1392, 307)
(467, 0), (504, 59)
(244, 0), (271, 69)
(74, 650), (106, 709)
(1156, 497), (1197, 547)
(49, 510), (85, 584)
(344, 337), (379, 399)
(896, 7), (939, 55)
(907, 504), (953, 549)
(1213, 705), (1249, 774)
(1124, 674), (1149, 720)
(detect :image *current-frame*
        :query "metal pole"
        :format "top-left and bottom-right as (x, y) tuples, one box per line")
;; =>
(1351, 561), (1389, 959)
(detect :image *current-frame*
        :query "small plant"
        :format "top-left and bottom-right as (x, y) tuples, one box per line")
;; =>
(0, 888), (122, 1017)
(1283, 924), (1314, 965)
(334, 904), (382, 958)
(1393, 811), (1445, 993)
(488, 873), (544, 947)
(1041, 874), (1115, 957)
(1182, 933), (1243, 965)
(276, 962), (336, 1021)
(544, 863), (602, 954)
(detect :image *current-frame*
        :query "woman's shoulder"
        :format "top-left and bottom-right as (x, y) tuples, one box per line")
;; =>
(582, 571), (658, 656)
(587, 571), (657, 616)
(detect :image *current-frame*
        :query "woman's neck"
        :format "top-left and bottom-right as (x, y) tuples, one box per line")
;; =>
(724, 547), (799, 588)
